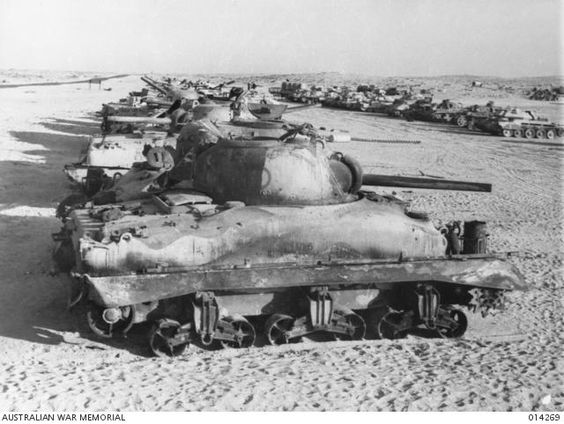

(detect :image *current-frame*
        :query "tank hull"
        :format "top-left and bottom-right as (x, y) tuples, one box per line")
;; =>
(55, 192), (526, 354)
(72, 197), (447, 274)
(83, 255), (525, 309)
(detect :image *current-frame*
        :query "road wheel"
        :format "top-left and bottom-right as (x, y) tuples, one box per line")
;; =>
(377, 311), (409, 340)
(265, 314), (296, 345)
(218, 316), (256, 349)
(457, 115), (467, 127)
(545, 129), (555, 140)
(437, 309), (468, 339)
(513, 129), (522, 138)
(536, 129), (546, 139)
(149, 319), (189, 357)
(86, 302), (135, 338)
(524, 128), (535, 139)
(502, 129), (512, 137)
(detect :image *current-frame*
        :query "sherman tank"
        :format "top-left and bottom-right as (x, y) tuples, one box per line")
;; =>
(63, 131), (177, 195)
(53, 127), (526, 357)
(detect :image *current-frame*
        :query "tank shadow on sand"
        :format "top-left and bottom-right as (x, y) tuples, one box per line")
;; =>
(0, 126), (152, 357)
(0, 213), (153, 356)
(5, 131), (90, 206)
(64, 304), (156, 357)
(41, 120), (101, 137)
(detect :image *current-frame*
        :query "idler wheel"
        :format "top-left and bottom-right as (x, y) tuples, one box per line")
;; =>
(502, 129), (512, 137)
(149, 319), (189, 357)
(265, 314), (297, 345)
(333, 309), (366, 341)
(377, 311), (409, 340)
(219, 316), (256, 349)
(86, 302), (134, 338)
(436, 309), (468, 339)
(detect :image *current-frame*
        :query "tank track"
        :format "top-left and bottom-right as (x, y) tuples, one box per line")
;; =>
(77, 281), (486, 357)
(498, 123), (564, 139)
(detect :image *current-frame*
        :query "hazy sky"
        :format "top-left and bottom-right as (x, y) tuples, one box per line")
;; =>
(0, 0), (562, 76)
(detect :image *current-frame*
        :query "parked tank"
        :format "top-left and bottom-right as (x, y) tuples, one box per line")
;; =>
(488, 109), (564, 139)
(386, 98), (415, 117)
(467, 107), (510, 133)
(365, 96), (395, 114)
(455, 102), (501, 128)
(432, 100), (464, 123)
(53, 127), (525, 357)
(99, 80), (180, 134)
(64, 97), (193, 197)
(63, 132), (177, 195)
(402, 99), (436, 122)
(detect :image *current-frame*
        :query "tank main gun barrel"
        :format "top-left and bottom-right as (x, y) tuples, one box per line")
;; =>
(285, 103), (322, 113)
(351, 138), (421, 144)
(141, 76), (168, 96)
(362, 174), (492, 192)
(105, 116), (172, 125)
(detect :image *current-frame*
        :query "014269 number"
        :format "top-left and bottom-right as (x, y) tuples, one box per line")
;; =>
(528, 414), (560, 421)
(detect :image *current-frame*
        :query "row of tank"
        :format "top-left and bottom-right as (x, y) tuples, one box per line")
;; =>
(52, 76), (526, 357)
(401, 99), (564, 140)
(272, 82), (563, 140)
(270, 81), (419, 112)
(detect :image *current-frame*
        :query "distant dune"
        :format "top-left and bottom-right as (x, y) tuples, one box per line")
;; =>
(0, 73), (129, 89)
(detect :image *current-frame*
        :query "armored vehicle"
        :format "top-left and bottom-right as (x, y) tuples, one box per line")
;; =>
(63, 132), (177, 195)
(455, 102), (501, 128)
(489, 109), (564, 139)
(53, 127), (525, 357)
(431, 100), (464, 123)
(402, 99), (436, 122)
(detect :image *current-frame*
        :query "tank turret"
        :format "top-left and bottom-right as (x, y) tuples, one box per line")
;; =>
(193, 136), (361, 205)
(191, 124), (490, 206)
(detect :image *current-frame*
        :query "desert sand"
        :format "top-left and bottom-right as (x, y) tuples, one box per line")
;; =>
(0, 72), (562, 411)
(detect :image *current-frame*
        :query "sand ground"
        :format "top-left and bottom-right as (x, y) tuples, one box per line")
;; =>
(0, 74), (562, 411)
